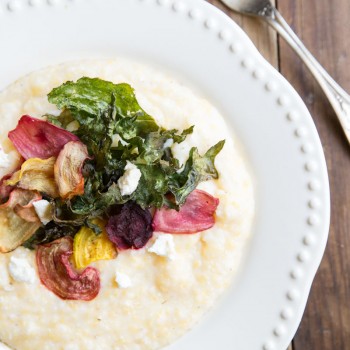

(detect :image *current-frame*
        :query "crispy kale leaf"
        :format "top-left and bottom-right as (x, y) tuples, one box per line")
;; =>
(48, 78), (158, 137)
(169, 140), (225, 205)
(47, 77), (224, 218)
(23, 223), (78, 250)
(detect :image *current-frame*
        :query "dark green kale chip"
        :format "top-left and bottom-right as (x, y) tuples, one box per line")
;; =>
(46, 77), (224, 219)
(22, 223), (78, 250)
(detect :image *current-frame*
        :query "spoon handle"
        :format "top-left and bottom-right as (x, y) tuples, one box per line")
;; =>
(266, 8), (350, 144)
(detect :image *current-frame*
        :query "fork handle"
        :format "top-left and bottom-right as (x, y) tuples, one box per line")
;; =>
(266, 8), (350, 144)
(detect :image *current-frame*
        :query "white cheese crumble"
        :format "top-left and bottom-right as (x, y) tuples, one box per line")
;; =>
(8, 256), (36, 284)
(163, 138), (174, 149)
(115, 272), (132, 289)
(148, 235), (176, 260)
(33, 200), (53, 225)
(0, 147), (10, 169)
(117, 161), (142, 196)
(112, 134), (129, 147)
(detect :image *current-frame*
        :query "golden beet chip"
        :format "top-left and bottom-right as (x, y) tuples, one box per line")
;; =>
(73, 221), (117, 269)
(6, 157), (58, 198)
(0, 189), (42, 252)
(54, 141), (89, 199)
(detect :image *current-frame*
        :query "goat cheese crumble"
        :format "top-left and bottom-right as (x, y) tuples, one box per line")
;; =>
(8, 256), (36, 284)
(115, 272), (132, 289)
(33, 200), (53, 225)
(0, 147), (10, 169)
(117, 161), (142, 196)
(148, 235), (176, 260)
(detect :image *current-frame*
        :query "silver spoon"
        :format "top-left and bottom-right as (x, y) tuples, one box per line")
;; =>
(220, 0), (350, 145)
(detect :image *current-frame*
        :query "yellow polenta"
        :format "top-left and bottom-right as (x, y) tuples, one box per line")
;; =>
(0, 59), (254, 350)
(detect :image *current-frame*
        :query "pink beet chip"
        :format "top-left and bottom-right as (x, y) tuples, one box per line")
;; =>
(36, 237), (100, 301)
(152, 189), (219, 234)
(8, 115), (79, 160)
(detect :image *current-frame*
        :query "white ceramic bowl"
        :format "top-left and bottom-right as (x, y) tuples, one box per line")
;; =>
(0, 0), (330, 349)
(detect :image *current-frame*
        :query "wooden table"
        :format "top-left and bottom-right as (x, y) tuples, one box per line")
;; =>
(208, 0), (350, 349)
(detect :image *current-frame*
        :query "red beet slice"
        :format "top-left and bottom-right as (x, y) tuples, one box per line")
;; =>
(36, 237), (100, 301)
(106, 202), (153, 250)
(8, 115), (79, 160)
(152, 189), (219, 234)
(0, 174), (15, 201)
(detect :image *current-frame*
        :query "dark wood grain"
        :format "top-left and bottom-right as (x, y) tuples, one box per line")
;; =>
(278, 0), (350, 349)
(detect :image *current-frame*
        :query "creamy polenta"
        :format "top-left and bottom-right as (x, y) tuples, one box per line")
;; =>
(0, 59), (254, 350)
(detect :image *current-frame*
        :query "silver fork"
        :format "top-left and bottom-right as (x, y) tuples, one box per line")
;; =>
(220, 0), (350, 145)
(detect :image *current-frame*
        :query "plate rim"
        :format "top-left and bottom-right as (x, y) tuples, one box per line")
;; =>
(0, 0), (330, 349)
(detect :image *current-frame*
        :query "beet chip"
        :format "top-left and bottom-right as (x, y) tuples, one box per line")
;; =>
(8, 115), (79, 160)
(36, 237), (100, 301)
(0, 174), (15, 202)
(152, 189), (219, 234)
(106, 202), (153, 250)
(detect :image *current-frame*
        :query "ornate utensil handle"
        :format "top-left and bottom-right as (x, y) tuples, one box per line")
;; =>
(262, 5), (350, 144)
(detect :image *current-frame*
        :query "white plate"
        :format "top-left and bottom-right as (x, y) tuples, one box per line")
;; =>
(0, 0), (330, 349)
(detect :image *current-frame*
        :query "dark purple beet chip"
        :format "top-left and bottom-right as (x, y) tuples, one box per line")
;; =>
(106, 202), (153, 250)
